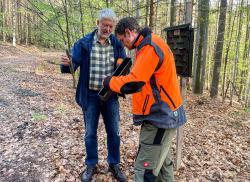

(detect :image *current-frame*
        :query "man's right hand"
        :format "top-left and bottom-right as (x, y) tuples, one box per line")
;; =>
(61, 55), (71, 66)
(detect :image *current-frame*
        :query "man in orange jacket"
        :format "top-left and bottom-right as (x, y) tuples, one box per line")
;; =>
(103, 17), (186, 181)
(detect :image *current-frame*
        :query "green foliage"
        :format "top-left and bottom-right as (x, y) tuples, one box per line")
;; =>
(32, 112), (48, 121)
(244, 107), (250, 113)
(56, 103), (67, 114)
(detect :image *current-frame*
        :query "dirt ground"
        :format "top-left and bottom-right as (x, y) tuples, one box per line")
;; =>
(0, 44), (249, 182)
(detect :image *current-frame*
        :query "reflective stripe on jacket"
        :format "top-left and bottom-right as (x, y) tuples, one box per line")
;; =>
(104, 28), (186, 128)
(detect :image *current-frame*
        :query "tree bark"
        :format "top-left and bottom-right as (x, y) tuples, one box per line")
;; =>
(145, 0), (149, 26)
(149, 0), (155, 29)
(240, 0), (250, 103)
(1, 0), (5, 42)
(222, 0), (235, 101)
(193, 0), (210, 94)
(12, 0), (17, 46)
(210, 0), (227, 97)
(170, 0), (176, 26)
(79, 0), (84, 36)
(229, 0), (243, 105)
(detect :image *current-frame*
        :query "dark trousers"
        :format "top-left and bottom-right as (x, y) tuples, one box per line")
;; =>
(83, 90), (120, 166)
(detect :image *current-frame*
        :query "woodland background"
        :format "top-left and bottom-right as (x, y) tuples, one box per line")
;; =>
(0, 0), (249, 181)
(0, 0), (250, 105)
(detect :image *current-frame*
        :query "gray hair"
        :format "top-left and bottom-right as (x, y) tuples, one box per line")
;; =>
(98, 8), (116, 21)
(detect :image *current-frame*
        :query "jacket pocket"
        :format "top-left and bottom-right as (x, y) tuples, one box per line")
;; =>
(160, 85), (176, 109)
(142, 95), (150, 115)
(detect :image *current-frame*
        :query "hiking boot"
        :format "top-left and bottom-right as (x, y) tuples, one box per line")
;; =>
(109, 164), (126, 182)
(81, 166), (96, 182)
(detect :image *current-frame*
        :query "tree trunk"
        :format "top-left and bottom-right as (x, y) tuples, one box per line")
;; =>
(170, 0), (176, 26)
(245, 71), (250, 107)
(106, 0), (110, 8)
(149, 0), (155, 29)
(25, 1), (29, 45)
(88, 0), (95, 25)
(12, 0), (17, 46)
(200, 0), (210, 93)
(193, 0), (210, 94)
(210, 0), (227, 98)
(17, 0), (21, 44)
(154, 0), (159, 33)
(206, 41), (212, 90)
(63, 0), (75, 88)
(222, 0), (235, 101)
(79, 0), (84, 36)
(192, 25), (199, 91)
(200, 23), (209, 93)
(1, 0), (5, 42)
(136, 0), (140, 21)
(132, 0), (135, 15)
(240, 1), (250, 103)
(145, 0), (149, 26)
(229, 0), (243, 106)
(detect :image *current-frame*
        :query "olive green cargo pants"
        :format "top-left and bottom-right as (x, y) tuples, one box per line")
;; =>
(134, 122), (176, 182)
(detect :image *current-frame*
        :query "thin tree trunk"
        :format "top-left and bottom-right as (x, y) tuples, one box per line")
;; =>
(245, 71), (250, 107)
(222, 0), (235, 101)
(240, 1), (250, 102)
(210, 0), (227, 97)
(88, 0), (95, 25)
(206, 41), (212, 90)
(79, 0), (84, 36)
(194, 0), (210, 94)
(106, 0), (110, 8)
(149, 0), (155, 29)
(200, 0), (210, 93)
(178, 0), (181, 25)
(145, 0), (149, 26)
(154, 0), (159, 33)
(12, 0), (17, 46)
(161, 0), (169, 37)
(25, 1), (29, 45)
(125, 0), (130, 15)
(1, 0), (5, 42)
(200, 25), (208, 92)
(136, 0), (140, 21)
(229, 0), (243, 106)
(132, 0), (135, 15)
(63, 0), (75, 88)
(17, 0), (21, 44)
(170, 0), (176, 26)
(192, 0), (200, 91)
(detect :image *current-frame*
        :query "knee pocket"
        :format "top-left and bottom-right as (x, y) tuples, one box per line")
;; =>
(136, 142), (161, 170)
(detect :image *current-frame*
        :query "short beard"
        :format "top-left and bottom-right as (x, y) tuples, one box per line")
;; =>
(97, 31), (111, 40)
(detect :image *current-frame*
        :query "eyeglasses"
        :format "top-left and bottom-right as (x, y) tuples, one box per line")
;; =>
(100, 21), (114, 30)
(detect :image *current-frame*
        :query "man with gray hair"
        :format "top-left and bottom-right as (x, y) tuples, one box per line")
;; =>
(61, 8), (126, 182)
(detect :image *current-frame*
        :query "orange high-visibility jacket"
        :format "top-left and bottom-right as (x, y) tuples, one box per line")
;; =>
(104, 28), (186, 128)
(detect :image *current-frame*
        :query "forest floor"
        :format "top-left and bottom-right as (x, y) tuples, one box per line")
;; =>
(0, 43), (249, 182)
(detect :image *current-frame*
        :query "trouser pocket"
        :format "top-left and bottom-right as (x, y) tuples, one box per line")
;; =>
(136, 142), (161, 170)
(135, 143), (162, 182)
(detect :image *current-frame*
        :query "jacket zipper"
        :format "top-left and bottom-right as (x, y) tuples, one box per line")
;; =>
(142, 95), (150, 115)
(160, 85), (176, 108)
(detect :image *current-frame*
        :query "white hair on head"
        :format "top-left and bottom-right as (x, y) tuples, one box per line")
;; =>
(98, 8), (116, 21)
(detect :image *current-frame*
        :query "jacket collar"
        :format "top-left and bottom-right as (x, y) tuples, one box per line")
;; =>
(132, 27), (152, 48)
